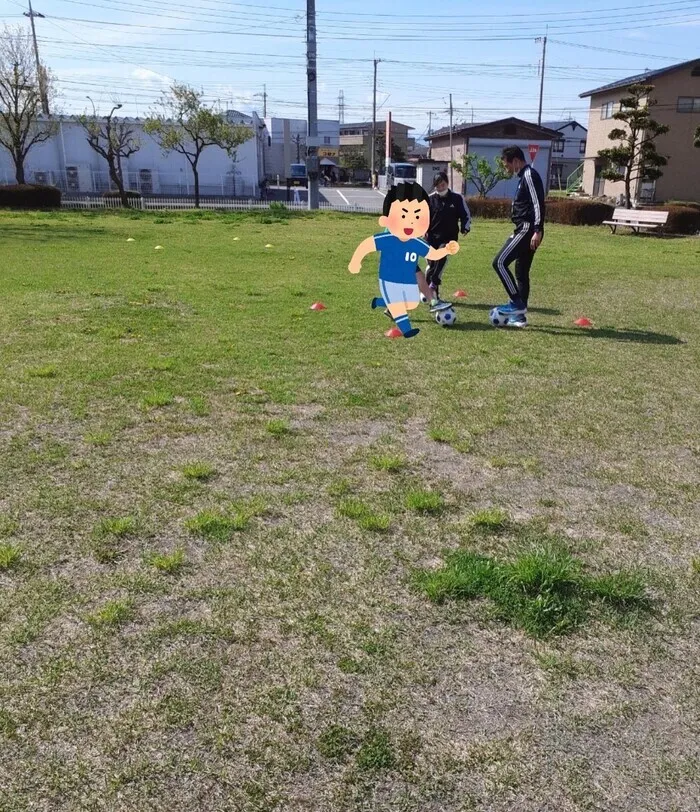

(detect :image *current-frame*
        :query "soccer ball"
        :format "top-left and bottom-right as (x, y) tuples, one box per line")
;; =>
(489, 306), (508, 327)
(420, 293), (429, 304)
(435, 306), (457, 327)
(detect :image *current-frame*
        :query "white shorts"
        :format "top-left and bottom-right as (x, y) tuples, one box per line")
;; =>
(379, 279), (420, 306)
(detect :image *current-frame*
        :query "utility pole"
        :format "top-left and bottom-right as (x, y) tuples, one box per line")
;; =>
(449, 93), (454, 189)
(428, 111), (432, 159)
(536, 34), (547, 126)
(338, 90), (345, 124)
(371, 58), (380, 188)
(254, 84), (268, 118)
(24, 0), (48, 115)
(306, 0), (319, 210)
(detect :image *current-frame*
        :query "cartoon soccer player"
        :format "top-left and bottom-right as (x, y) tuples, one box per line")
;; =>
(348, 182), (459, 338)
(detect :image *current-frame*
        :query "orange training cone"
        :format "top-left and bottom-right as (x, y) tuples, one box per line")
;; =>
(384, 327), (403, 338)
(574, 317), (593, 327)
(310, 302), (327, 311)
(453, 289), (468, 298)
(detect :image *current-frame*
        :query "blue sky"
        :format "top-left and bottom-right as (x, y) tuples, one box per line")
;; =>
(2, 0), (698, 135)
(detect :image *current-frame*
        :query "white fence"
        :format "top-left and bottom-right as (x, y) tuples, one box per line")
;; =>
(61, 196), (381, 213)
(8, 168), (258, 199)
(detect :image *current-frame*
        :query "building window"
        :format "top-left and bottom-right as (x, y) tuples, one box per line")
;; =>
(323, 136), (331, 144)
(677, 96), (700, 112)
(579, 140), (586, 153)
(553, 139), (565, 153)
(601, 102), (616, 119)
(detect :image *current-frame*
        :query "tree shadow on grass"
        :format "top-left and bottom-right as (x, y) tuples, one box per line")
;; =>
(531, 325), (684, 345)
(0, 225), (108, 241)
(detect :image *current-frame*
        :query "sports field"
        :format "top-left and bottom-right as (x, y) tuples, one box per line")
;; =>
(1, 208), (698, 811)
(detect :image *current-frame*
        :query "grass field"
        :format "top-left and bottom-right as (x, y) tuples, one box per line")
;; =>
(1, 208), (699, 811)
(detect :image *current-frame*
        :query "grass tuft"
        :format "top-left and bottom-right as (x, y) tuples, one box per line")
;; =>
(87, 599), (135, 629)
(416, 544), (651, 639)
(181, 462), (217, 481)
(405, 489), (444, 515)
(148, 549), (186, 575)
(185, 509), (249, 541)
(369, 453), (407, 473)
(0, 543), (22, 570)
(266, 419), (291, 436)
(468, 507), (510, 533)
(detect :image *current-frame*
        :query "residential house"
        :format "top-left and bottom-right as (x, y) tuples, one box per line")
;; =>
(427, 118), (559, 197)
(0, 110), (265, 197)
(339, 120), (414, 169)
(541, 120), (588, 190)
(263, 117), (340, 181)
(580, 58), (700, 203)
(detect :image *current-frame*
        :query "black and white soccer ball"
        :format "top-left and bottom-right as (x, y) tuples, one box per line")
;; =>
(435, 306), (457, 327)
(489, 306), (509, 327)
(420, 293), (429, 304)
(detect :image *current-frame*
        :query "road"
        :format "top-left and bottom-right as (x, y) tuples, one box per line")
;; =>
(267, 185), (386, 211)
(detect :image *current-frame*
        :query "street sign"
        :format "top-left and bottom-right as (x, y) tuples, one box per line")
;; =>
(528, 144), (540, 163)
(318, 147), (339, 158)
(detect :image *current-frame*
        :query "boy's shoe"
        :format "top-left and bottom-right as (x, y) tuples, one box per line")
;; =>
(403, 328), (420, 338)
(383, 308), (393, 320)
(429, 298), (452, 313)
(506, 314), (528, 328)
(496, 301), (527, 316)
(371, 297), (385, 310)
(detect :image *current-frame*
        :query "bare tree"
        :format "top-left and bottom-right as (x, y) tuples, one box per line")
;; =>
(79, 102), (140, 207)
(144, 84), (252, 207)
(0, 26), (56, 184)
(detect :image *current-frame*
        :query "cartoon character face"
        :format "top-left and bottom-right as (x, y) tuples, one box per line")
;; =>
(378, 198), (430, 242)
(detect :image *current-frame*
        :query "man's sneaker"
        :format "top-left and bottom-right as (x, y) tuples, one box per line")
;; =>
(506, 314), (528, 328)
(429, 298), (452, 313)
(496, 301), (527, 317)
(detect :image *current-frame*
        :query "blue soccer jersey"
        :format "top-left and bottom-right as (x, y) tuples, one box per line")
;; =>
(373, 232), (430, 284)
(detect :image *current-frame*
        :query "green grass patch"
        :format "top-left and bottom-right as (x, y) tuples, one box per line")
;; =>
(369, 452), (407, 473)
(0, 515), (19, 537)
(27, 365), (58, 379)
(87, 599), (135, 629)
(356, 727), (396, 772)
(181, 462), (217, 482)
(416, 545), (651, 638)
(0, 543), (22, 570)
(141, 390), (174, 409)
(148, 549), (186, 575)
(317, 724), (361, 761)
(337, 499), (391, 532)
(468, 507), (510, 532)
(185, 509), (249, 540)
(266, 418), (292, 437)
(405, 489), (444, 515)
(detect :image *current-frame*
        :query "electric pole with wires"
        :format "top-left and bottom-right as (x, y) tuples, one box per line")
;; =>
(306, 0), (319, 209)
(536, 34), (547, 126)
(24, 0), (48, 115)
(371, 58), (381, 187)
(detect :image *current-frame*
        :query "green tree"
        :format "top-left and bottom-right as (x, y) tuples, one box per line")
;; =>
(597, 83), (669, 208)
(452, 152), (509, 198)
(144, 84), (252, 207)
(79, 102), (140, 207)
(0, 26), (56, 184)
(340, 146), (368, 171)
(376, 133), (405, 169)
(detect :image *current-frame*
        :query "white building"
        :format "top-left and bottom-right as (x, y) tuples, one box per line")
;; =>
(541, 120), (588, 190)
(0, 109), (266, 197)
(263, 117), (340, 180)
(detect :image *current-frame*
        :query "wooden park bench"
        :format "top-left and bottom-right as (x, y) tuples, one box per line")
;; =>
(603, 208), (669, 235)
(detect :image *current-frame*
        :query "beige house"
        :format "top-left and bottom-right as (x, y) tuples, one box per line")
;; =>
(427, 118), (558, 197)
(339, 120), (413, 168)
(580, 58), (700, 203)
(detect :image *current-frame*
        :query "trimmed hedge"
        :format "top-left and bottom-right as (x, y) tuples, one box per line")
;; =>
(466, 196), (614, 226)
(646, 205), (700, 235)
(0, 184), (61, 209)
(546, 198), (614, 226)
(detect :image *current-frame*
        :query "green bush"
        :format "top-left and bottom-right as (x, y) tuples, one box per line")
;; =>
(546, 199), (614, 226)
(466, 197), (511, 219)
(467, 196), (614, 226)
(647, 205), (700, 235)
(0, 184), (61, 209)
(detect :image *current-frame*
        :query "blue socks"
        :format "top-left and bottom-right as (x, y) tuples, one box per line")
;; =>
(394, 314), (419, 338)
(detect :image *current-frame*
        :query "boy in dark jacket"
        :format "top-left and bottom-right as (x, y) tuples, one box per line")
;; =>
(420, 171), (471, 309)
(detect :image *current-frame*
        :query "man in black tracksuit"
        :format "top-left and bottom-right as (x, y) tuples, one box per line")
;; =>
(419, 171), (471, 309)
(491, 145), (545, 328)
